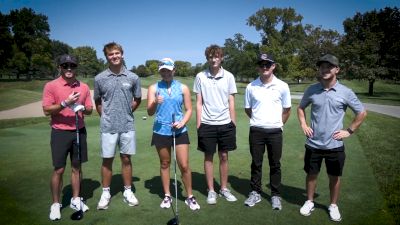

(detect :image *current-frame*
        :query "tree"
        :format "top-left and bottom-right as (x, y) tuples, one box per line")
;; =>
(135, 64), (151, 77)
(223, 33), (259, 82)
(340, 7), (400, 95)
(0, 12), (13, 77)
(174, 61), (191, 77)
(247, 7), (306, 78)
(72, 46), (104, 77)
(145, 60), (159, 76)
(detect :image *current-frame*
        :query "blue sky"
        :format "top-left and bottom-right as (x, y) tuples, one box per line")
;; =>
(1, 0), (399, 69)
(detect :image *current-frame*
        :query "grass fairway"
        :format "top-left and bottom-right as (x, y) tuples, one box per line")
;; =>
(0, 94), (397, 225)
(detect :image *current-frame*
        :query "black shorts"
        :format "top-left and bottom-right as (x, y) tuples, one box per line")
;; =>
(303, 145), (346, 176)
(51, 128), (88, 168)
(151, 132), (190, 148)
(197, 121), (236, 154)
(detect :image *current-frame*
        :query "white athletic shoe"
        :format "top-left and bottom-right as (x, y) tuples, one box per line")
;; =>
(70, 197), (89, 212)
(49, 203), (61, 221)
(97, 191), (111, 210)
(300, 200), (315, 216)
(160, 195), (172, 209)
(185, 196), (200, 210)
(328, 204), (342, 222)
(271, 196), (282, 210)
(219, 188), (238, 202)
(123, 190), (139, 206)
(207, 190), (217, 205)
(244, 191), (261, 207)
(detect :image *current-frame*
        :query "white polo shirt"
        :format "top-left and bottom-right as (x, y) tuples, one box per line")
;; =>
(244, 75), (291, 129)
(193, 67), (237, 125)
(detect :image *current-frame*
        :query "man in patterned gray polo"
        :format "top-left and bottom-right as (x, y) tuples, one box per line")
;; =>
(94, 42), (142, 210)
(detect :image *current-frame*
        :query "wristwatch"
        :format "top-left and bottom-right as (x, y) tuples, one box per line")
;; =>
(61, 100), (68, 108)
(346, 128), (354, 135)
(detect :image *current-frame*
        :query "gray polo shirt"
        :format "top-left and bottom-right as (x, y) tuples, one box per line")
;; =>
(299, 81), (364, 150)
(94, 67), (141, 133)
(193, 67), (237, 125)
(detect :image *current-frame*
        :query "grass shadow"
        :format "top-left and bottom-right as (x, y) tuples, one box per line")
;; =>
(61, 178), (101, 209)
(144, 176), (185, 200)
(109, 174), (140, 196)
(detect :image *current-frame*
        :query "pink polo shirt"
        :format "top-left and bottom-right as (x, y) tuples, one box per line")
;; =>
(42, 76), (93, 130)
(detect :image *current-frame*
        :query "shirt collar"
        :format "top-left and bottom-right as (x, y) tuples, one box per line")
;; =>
(106, 66), (128, 76)
(57, 76), (80, 87)
(206, 67), (224, 78)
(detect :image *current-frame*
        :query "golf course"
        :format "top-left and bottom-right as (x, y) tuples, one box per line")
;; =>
(0, 77), (399, 225)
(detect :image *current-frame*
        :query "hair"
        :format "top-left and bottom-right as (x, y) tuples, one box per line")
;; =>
(103, 42), (124, 56)
(205, 44), (224, 60)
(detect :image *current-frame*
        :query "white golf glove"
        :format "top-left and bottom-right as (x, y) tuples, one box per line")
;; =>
(70, 103), (85, 113)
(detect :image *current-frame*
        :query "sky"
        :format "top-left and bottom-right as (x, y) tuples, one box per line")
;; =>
(1, 0), (399, 69)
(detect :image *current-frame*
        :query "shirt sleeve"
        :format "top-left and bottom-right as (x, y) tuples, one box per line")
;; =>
(346, 89), (365, 114)
(42, 83), (55, 107)
(282, 83), (292, 108)
(133, 76), (142, 98)
(244, 85), (251, 108)
(93, 78), (101, 102)
(228, 74), (237, 95)
(299, 87), (311, 109)
(193, 74), (201, 94)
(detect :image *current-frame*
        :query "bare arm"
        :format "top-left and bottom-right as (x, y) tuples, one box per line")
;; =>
(229, 94), (236, 125)
(333, 109), (367, 140)
(297, 106), (313, 137)
(282, 107), (291, 124)
(146, 84), (158, 116)
(174, 85), (192, 129)
(196, 93), (202, 128)
(131, 97), (141, 112)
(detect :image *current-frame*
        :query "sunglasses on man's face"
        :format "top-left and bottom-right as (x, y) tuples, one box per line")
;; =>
(258, 63), (273, 69)
(60, 64), (77, 70)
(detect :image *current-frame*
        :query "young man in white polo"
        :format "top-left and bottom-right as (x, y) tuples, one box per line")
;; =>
(193, 44), (238, 204)
(244, 53), (291, 210)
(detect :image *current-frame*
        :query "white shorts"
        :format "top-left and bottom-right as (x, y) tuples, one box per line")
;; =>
(101, 131), (136, 158)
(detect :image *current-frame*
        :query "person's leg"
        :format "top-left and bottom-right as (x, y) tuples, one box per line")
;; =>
(176, 144), (192, 196)
(71, 163), (81, 198)
(249, 128), (266, 193)
(51, 167), (65, 203)
(328, 175), (340, 204)
(217, 150), (229, 190)
(157, 146), (171, 196)
(266, 132), (282, 196)
(204, 153), (215, 191)
(306, 174), (318, 200)
(120, 154), (132, 187)
(101, 158), (114, 188)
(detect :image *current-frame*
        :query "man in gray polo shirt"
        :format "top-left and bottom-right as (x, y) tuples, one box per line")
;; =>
(297, 54), (367, 222)
(94, 42), (142, 210)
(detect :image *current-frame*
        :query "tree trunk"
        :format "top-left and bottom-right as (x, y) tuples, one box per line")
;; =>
(368, 79), (375, 96)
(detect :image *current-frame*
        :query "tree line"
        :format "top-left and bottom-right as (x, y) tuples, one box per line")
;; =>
(1, 7), (399, 95)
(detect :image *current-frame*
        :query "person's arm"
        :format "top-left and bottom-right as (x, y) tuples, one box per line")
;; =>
(282, 107), (291, 124)
(332, 109), (367, 140)
(196, 93), (202, 129)
(229, 94), (236, 125)
(174, 85), (192, 129)
(146, 84), (157, 116)
(297, 106), (313, 138)
(131, 97), (141, 112)
(95, 99), (102, 117)
(43, 91), (80, 116)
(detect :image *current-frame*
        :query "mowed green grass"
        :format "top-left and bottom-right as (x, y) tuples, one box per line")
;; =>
(0, 94), (397, 225)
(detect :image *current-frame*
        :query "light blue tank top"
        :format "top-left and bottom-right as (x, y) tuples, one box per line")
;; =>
(153, 80), (187, 135)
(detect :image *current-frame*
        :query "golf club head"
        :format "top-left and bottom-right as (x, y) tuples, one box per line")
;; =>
(167, 217), (179, 225)
(70, 210), (83, 220)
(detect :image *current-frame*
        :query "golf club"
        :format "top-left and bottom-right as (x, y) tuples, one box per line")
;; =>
(71, 112), (84, 220)
(167, 113), (180, 225)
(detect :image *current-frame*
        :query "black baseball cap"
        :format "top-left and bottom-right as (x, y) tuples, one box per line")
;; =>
(58, 54), (78, 66)
(316, 54), (339, 67)
(257, 53), (275, 64)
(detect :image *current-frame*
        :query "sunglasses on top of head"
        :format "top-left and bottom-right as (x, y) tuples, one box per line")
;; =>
(61, 63), (77, 70)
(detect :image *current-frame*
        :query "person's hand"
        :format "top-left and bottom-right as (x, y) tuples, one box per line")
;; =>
(332, 130), (351, 140)
(301, 124), (313, 138)
(172, 121), (184, 130)
(155, 91), (164, 104)
(70, 103), (85, 113)
(65, 91), (80, 105)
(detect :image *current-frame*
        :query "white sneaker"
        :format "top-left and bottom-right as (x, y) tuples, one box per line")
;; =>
(160, 195), (172, 209)
(207, 190), (217, 204)
(185, 196), (200, 211)
(328, 204), (342, 222)
(300, 200), (315, 216)
(97, 191), (111, 210)
(123, 190), (139, 206)
(70, 197), (89, 212)
(271, 196), (282, 210)
(49, 203), (61, 221)
(244, 191), (261, 207)
(219, 188), (237, 202)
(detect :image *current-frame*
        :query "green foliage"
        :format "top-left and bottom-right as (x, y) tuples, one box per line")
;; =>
(174, 60), (192, 77)
(72, 46), (104, 77)
(145, 59), (159, 75)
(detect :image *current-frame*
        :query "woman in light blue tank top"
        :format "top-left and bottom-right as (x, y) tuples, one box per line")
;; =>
(146, 58), (200, 211)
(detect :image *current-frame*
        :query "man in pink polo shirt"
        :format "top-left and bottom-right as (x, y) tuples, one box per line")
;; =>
(42, 54), (93, 221)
